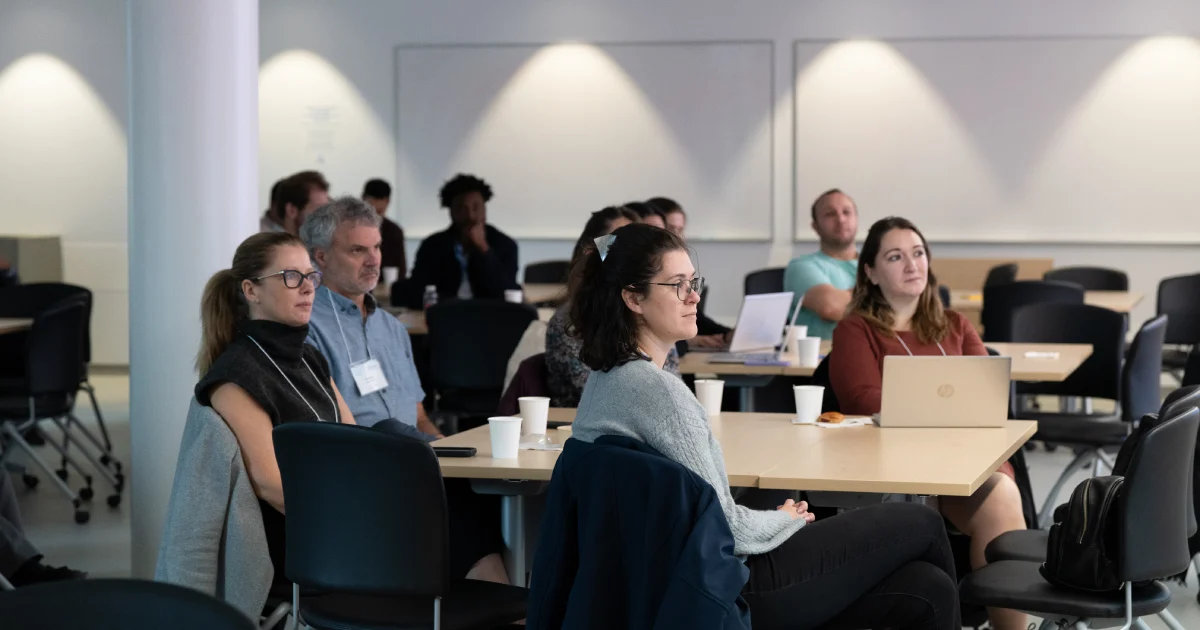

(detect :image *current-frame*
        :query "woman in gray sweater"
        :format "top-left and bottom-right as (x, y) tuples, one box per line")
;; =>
(567, 223), (959, 630)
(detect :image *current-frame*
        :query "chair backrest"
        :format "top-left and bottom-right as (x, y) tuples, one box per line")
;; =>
(983, 263), (1019, 288)
(1185, 347), (1200, 387)
(981, 280), (1084, 343)
(273, 422), (449, 596)
(1158, 273), (1200, 346)
(1044, 266), (1129, 292)
(937, 285), (950, 309)
(0, 282), (93, 362)
(1122, 315), (1168, 423)
(497, 353), (549, 416)
(26, 297), (88, 397)
(0, 578), (256, 630)
(524, 260), (570, 285)
(743, 267), (784, 296)
(1011, 303), (1126, 400)
(1118, 407), (1200, 582)
(426, 300), (537, 391)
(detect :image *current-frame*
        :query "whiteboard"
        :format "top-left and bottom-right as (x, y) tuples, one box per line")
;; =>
(396, 41), (774, 240)
(793, 37), (1200, 243)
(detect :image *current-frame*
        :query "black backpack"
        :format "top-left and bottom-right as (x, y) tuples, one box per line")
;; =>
(1041, 475), (1125, 592)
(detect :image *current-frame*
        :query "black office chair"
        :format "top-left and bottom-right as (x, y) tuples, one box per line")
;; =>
(1158, 272), (1200, 380)
(0, 283), (123, 486)
(960, 407), (1199, 630)
(986, 384), (1200, 566)
(743, 267), (784, 296)
(0, 578), (256, 629)
(273, 422), (527, 630)
(426, 300), (537, 429)
(0, 297), (97, 523)
(1044, 266), (1129, 291)
(1185, 347), (1200, 387)
(937, 285), (950, 309)
(1011, 305), (1149, 527)
(980, 280), (1084, 343)
(983, 263), (1019, 288)
(523, 260), (569, 285)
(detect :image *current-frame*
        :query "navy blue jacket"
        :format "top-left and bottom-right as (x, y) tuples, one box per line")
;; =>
(527, 435), (751, 630)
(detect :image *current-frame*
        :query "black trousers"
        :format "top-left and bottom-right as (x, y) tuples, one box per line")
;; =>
(742, 502), (959, 630)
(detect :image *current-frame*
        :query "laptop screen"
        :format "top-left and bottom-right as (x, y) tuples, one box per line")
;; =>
(728, 292), (796, 353)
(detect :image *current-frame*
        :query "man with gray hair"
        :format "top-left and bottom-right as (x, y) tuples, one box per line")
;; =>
(300, 196), (440, 436)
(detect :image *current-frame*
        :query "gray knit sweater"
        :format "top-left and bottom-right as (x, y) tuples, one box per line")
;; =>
(571, 358), (805, 557)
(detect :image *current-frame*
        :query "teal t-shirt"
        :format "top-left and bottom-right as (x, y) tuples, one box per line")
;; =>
(782, 251), (858, 340)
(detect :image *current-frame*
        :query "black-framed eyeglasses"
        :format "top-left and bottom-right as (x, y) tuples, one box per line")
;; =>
(637, 277), (705, 301)
(252, 269), (323, 289)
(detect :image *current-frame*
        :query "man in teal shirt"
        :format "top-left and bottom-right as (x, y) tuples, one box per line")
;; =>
(783, 189), (859, 339)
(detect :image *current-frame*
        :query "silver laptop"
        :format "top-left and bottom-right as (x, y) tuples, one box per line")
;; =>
(876, 356), (1011, 427)
(708, 292), (797, 363)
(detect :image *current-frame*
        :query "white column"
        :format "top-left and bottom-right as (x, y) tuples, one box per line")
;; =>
(127, 0), (258, 578)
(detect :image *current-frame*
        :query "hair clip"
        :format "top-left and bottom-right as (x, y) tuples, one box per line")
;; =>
(594, 234), (616, 261)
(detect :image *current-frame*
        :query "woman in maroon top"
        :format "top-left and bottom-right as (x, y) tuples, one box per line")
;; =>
(829, 217), (1027, 630)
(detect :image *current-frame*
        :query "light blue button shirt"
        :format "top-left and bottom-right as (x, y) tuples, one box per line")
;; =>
(306, 286), (425, 428)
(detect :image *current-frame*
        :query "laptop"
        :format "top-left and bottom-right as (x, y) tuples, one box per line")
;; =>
(875, 356), (1011, 427)
(707, 292), (798, 364)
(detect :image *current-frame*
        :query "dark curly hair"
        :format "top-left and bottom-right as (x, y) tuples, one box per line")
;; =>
(438, 173), (493, 209)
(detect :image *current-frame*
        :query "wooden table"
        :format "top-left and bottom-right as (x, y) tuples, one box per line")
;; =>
(758, 421), (1037, 496)
(523, 283), (567, 305)
(0, 318), (32, 335)
(950, 290), (1144, 313)
(394, 307), (556, 335)
(680, 341), (1091, 382)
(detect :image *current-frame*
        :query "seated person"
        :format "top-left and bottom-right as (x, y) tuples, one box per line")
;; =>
(260, 171), (331, 236)
(783, 189), (859, 340)
(623, 201), (667, 229)
(0, 256), (18, 287)
(647, 196), (731, 349)
(300, 198), (507, 583)
(545, 206), (681, 407)
(392, 173), (519, 308)
(568, 222), (960, 630)
(1, 467), (85, 587)
(828, 216), (1027, 630)
(362, 178), (407, 278)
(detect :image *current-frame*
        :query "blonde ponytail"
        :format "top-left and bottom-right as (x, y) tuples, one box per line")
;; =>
(195, 231), (306, 375)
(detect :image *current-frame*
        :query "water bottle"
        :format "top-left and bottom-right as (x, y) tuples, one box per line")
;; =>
(422, 285), (439, 310)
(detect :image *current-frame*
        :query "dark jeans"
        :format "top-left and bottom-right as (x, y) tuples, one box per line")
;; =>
(743, 502), (959, 630)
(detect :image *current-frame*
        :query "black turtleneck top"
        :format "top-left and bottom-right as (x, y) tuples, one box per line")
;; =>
(194, 318), (337, 596)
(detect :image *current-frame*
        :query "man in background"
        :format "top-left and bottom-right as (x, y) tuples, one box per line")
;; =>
(259, 170), (330, 235)
(392, 173), (519, 308)
(362, 178), (407, 277)
(783, 189), (859, 340)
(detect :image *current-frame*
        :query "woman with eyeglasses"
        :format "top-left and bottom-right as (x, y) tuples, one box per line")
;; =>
(194, 231), (354, 599)
(568, 223), (959, 630)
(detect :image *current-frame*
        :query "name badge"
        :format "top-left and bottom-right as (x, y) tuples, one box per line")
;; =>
(351, 359), (388, 395)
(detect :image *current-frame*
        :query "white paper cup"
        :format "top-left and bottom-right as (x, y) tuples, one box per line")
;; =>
(518, 396), (550, 435)
(504, 289), (525, 303)
(793, 385), (824, 424)
(382, 267), (400, 287)
(784, 325), (808, 357)
(796, 337), (822, 368)
(694, 379), (725, 416)
(488, 417), (522, 459)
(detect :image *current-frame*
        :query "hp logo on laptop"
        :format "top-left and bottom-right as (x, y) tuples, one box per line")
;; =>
(937, 384), (955, 399)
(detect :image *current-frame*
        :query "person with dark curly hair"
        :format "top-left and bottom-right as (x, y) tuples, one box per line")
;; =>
(391, 173), (520, 308)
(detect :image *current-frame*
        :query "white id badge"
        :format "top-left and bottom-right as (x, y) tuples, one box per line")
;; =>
(350, 359), (388, 395)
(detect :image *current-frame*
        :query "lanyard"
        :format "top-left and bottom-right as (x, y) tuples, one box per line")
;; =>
(246, 335), (339, 424)
(326, 287), (372, 364)
(896, 335), (947, 357)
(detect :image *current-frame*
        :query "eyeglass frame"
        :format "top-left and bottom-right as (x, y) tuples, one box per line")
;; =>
(251, 269), (323, 289)
(629, 277), (705, 302)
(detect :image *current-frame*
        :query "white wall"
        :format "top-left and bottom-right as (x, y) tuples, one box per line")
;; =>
(0, 0), (128, 364)
(259, 0), (1200, 330)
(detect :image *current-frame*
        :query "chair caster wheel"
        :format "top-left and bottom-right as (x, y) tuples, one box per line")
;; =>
(55, 469), (69, 481)
(79, 487), (94, 501)
(74, 510), (90, 524)
(106, 494), (121, 508)
(22, 474), (39, 489)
